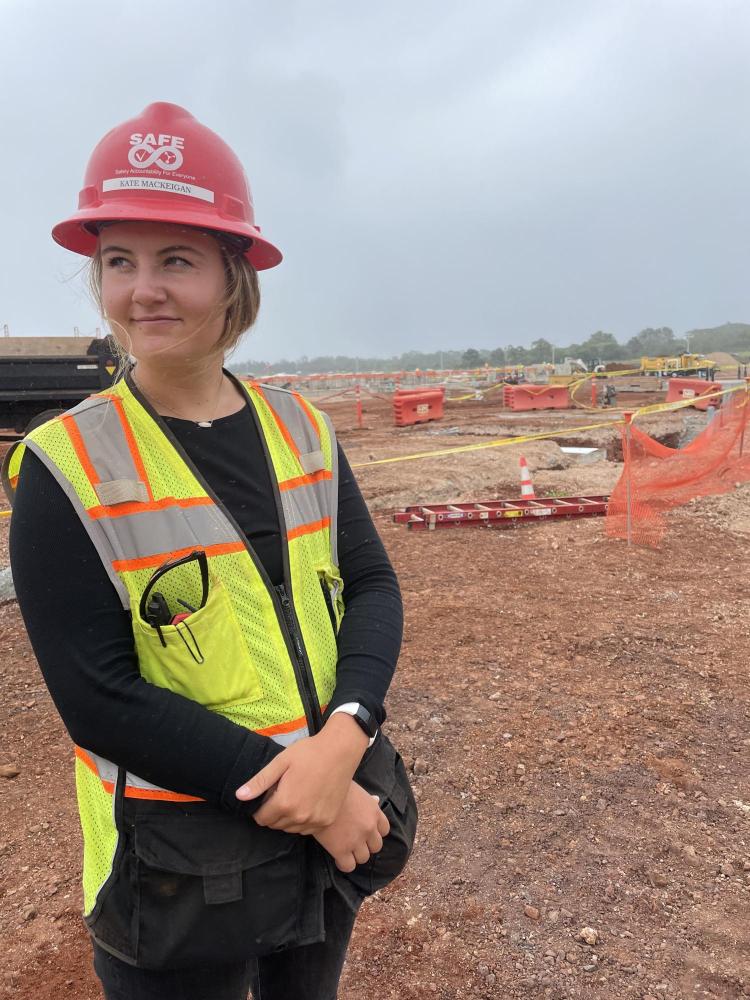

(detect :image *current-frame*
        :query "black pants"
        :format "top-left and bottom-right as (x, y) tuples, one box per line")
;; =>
(92, 888), (358, 1000)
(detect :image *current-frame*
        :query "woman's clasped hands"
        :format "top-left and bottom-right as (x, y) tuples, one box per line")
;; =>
(236, 714), (390, 873)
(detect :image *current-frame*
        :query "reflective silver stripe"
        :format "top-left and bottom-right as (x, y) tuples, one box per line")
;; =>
(95, 502), (238, 567)
(260, 386), (340, 562)
(300, 450), (325, 474)
(320, 411), (340, 568)
(259, 385), (321, 456)
(23, 440), (130, 608)
(270, 726), (309, 748)
(84, 749), (195, 796)
(86, 749), (118, 787)
(73, 397), (144, 487)
(279, 480), (330, 535)
(66, 393), (114, 418)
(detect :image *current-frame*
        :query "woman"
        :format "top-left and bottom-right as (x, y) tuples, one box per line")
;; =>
(6, 102), (414, 1000)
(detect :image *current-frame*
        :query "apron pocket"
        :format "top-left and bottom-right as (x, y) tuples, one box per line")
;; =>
(130, 807), (304, 968)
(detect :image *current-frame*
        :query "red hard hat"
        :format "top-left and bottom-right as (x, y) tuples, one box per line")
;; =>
(52, 102), (282, 270)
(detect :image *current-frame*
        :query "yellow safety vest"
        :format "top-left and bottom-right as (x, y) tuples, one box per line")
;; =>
(3, 373), (343, 915)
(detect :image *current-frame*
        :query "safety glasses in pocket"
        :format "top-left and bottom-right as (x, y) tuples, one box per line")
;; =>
(133, 550), (263, 710)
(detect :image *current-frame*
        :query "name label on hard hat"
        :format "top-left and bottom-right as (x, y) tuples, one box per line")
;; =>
(102, 177), (215, 203)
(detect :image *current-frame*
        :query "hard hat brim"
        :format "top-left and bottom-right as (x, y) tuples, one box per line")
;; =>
(52, 206), (283, 271)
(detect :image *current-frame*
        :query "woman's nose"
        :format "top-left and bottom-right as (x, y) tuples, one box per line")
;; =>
(131, 267), (168, 306)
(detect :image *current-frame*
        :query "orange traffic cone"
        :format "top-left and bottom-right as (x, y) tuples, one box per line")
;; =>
(519, 455), (536, 499)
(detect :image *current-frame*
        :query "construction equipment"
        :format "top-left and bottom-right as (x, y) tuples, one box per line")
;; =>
(640, 354), (717, 378)
(554, 358), (588, 376)
(0, 336), (117, 433)
(393, 494), (609, 530)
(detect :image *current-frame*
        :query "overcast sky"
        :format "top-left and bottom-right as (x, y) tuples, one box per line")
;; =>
(0, 0), (747, 361)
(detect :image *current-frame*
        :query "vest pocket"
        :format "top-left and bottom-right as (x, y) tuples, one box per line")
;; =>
(89, 803), (312, 969)
(132, 809), (304, 967)
(132, 577), (263, 709)
(344, 733), (418, 896)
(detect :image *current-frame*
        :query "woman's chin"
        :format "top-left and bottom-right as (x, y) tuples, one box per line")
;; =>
(130, 333), (197, 363)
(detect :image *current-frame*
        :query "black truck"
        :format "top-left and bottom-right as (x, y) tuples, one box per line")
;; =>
(0, 337), (119, 434)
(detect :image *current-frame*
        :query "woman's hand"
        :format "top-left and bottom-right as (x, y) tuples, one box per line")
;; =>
(235, 713), (370, 834)
(313, 782), (390, 872)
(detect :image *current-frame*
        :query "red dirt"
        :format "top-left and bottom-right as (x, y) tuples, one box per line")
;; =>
(1, 397), (748, 999)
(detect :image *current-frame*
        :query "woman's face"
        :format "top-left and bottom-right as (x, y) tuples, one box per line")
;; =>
(99, 222), (227, 366)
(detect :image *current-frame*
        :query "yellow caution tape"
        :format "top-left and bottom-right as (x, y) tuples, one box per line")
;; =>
(353, 382), (750, 469)
(351, 419), (621, 468)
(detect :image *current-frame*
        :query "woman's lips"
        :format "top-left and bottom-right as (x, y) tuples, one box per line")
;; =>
(132, 317), (180, 325)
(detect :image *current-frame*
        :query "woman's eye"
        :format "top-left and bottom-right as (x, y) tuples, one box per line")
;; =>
(164, 256), (193, 268)
(104, 256), (132, 269)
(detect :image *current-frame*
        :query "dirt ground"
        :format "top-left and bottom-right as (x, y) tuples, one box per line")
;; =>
(1, 392), (748, 999)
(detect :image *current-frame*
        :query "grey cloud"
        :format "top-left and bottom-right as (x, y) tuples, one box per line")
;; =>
(0, 0), (748, 358)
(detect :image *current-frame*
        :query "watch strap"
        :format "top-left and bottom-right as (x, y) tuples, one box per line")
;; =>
(330, 702), (378, 746)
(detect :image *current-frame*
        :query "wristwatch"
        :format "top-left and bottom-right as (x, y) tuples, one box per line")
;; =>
(330, 702), (378, 746)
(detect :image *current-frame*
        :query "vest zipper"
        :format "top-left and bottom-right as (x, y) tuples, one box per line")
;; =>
(275, 582), (323, 734)
(128, 371), (326, 737)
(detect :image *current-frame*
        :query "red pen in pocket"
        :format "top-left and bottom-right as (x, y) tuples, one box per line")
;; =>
(170, 599), (197, 625)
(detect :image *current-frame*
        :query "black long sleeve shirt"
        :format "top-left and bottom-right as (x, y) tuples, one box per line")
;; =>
(9, 403), (402, 815)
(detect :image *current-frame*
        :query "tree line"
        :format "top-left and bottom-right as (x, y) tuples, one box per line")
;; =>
(230, 322), (750, 374)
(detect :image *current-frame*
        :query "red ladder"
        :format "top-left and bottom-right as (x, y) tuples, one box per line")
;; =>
(393, 495), (609, 531)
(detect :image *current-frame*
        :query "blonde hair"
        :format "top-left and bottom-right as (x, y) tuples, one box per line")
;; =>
(88, 229), (261, 363)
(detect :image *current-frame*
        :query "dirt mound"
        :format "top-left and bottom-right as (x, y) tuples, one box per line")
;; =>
(354, 439), (593, 511)
(685, 481), (750, 535)
(706, 351), (740, 370)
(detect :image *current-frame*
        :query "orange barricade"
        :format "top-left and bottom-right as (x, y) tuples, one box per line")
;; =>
(606, 389), (750, 547)
(502, 384), (571, 411)
(665, 378), (722, 411)
(393, 388), (445, 427)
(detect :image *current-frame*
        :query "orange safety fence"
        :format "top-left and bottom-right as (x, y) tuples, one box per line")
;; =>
(606, 387), (750, 547)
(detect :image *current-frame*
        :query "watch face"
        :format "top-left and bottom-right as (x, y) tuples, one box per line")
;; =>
(355, 706), (377, 738)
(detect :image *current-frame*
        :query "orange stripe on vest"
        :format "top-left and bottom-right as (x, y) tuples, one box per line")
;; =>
(256, 705), (328, 737)
(112, 540), (245, 574)
(62, 415), (101, 486)
(287, 517), (331, 541)
(278, 469), (332, 492)
(88, 495), (214, 520)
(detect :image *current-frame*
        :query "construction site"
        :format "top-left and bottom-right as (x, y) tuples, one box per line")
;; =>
(1, 355), (749, 1000)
